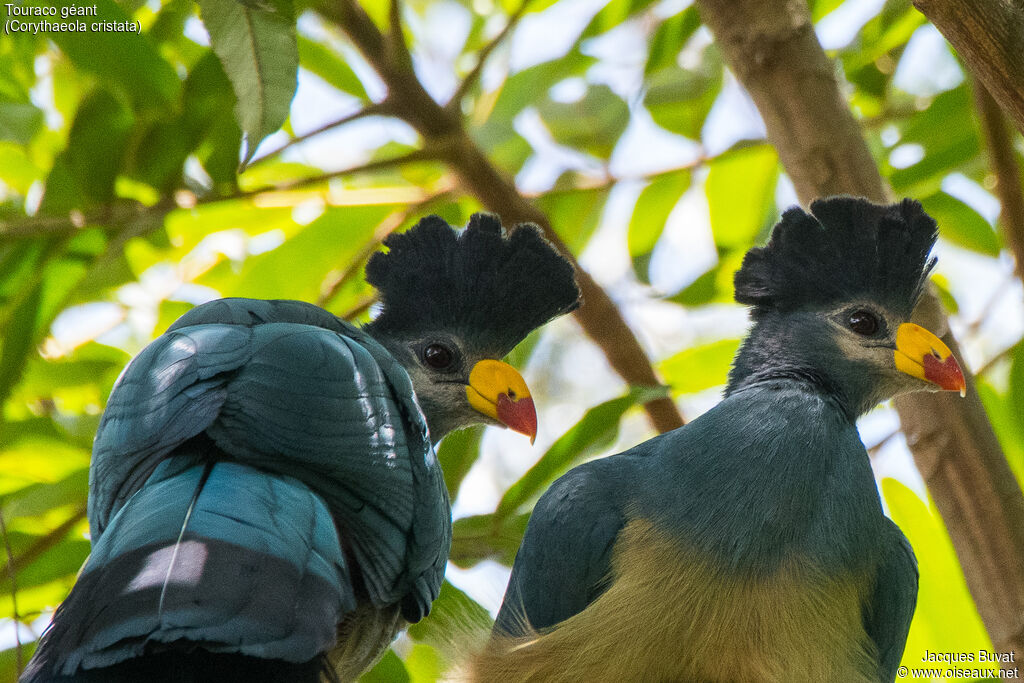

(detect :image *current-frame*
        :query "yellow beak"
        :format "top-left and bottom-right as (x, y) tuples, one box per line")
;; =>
(894, 323), (966, 397)
(465, 359), (537, 444)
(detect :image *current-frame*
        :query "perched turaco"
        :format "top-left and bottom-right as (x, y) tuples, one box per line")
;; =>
(23, 214), (580, 683)
(471, 197), (966, 683)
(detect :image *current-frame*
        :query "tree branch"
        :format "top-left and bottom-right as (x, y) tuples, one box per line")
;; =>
(973, 81), (1024, 281)
(913, 0), (1024, 137)
(316, 0), (686, 432)
(248, 100), (396, 170)
(698, 0), (1024, 664)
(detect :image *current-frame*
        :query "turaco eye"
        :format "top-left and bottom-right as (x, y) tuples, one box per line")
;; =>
(422, 344), (454, 369)
(848, 310), (879, 336)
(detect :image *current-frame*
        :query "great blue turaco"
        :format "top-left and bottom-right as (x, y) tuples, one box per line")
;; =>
(22, 213), (580, 683)
(471, 197), (966, 683)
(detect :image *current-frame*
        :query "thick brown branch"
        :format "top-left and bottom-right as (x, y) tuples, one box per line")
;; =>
(913, 0), (1024, 137)
(316, 0), (686, 432)
(973, 82), (1024, 280)
(698, 0), (1024, 663)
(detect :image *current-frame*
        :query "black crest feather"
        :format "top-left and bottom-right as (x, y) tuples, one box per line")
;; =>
(734, 196), (938, 318)
(364, 213), (581, 356)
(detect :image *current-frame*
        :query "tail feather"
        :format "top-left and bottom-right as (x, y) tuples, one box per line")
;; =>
(24, 460), (352, 681)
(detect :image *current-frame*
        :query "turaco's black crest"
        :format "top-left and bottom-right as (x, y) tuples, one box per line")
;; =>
(734, 196), (938, 318)
(365, 213), (581, 356)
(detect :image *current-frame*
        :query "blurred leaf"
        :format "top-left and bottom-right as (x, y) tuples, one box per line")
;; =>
(536, 85), (629, 158)
(407, 580), (490, 654)
(919, 192), (1000, 256)
(628, 170), (691, 282)
(199, 204), (395, 300)
(438, 426), (484, 501)
(535, 187), (608, 254)
(930, 274), (959, 315)
(666, 251), (746, 307)
(0, 281), (42, 409)
(0, 99), (43, 145)
(659, 338), (740, 394)
(473, 51), (595, 173)
(810, 0), (845, 21)
(37, 0), (180, 110)
(889, 86), (980, 195)
(298, 35), (368, 99)
(581, 0), (658, 39)
(39, 90), (134, 212)
(0, 642), (36, 683)
(199, 0), (298, 166)
(645, 7), (701, 75)
(2, 469), (89, 519)
(644, 47), (723, 140)
(977, 377), (1024, 485)
(0, 142), (42, 195)
(705, 144), (779, 249)
(1008, 344), (1024, 451)
(359, 649), (409, 683)
(404, 643), (444, 683)
(882, 479), (992, 672)
(495, 385), (668, 519)
(450, 512), (530, 568)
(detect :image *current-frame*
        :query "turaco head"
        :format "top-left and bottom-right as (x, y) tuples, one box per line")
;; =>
(364, 212), (581, 441)
(727, 196), (966, 419)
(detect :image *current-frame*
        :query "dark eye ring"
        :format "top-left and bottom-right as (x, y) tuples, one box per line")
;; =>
(848, 310), (879, 336)
(423, 344), (453, 369)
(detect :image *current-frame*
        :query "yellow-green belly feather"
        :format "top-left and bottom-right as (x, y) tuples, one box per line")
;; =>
(471, 518), (878, 682)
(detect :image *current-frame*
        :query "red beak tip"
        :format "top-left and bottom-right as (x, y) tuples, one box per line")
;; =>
(496, 394), (538, 443)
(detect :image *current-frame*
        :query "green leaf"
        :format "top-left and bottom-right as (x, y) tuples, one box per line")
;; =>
(358, 649), (409, 683)
(882, 479), (992, 672)
(1009, 344), (1024, 449)
(536, 84), (629, 158)
(298, 36), (367, 99)
(477, 49), (594, 138)
(406, 580), (490, 654)
(37, 0), (180, 110)
(0, 142), (42, 194)
(199, 204), (394, 300)
(645, 7), (701, 75)
(0, 99), (43, 145)
(581, 0), (659, 39)
(919, 192), (1001, 256)
(535, 187), (608, 254)
(495, 385), (668, 519)
(659, 338), (741, 394)
(199, 0), (298, 166)
(628, 170), (691, 281)
(666, 251), (746, 307)
(644, 47), (723, 140)
(705, 144), (779, 249)
(888, 86), (981, 196)
(438, 426), (484, 501)
(0, 280), (42, 409)
(450, 512), (531, 568)
(39, 90), (134, 213)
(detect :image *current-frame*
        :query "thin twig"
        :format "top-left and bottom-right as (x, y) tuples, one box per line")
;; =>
(0, 505), (88, 580)
(247, 101), (395, 170)
(446, 0), (536, 114)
